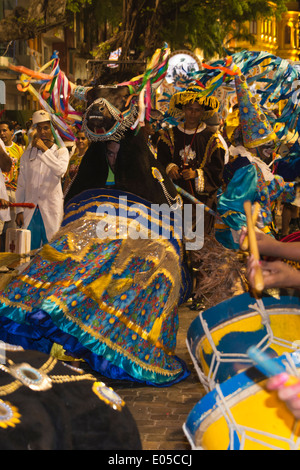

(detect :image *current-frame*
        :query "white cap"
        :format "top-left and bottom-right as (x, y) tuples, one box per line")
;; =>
(32, 110), (51, 125)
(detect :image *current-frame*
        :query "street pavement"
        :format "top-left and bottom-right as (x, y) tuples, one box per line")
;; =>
(105, 302), (205, 451)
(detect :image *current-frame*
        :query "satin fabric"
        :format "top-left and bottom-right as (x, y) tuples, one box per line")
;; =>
(0, 189), (191, 386)
(216, 162), (297, 249)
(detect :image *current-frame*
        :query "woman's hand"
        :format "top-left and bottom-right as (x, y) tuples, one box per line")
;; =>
(266, 373), (300, 419)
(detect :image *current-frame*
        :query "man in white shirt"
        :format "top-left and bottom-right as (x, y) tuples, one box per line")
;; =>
(15, 110), (70, 250)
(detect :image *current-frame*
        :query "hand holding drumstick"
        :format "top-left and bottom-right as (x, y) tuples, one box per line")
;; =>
(243, 200), (264, 294)
(241, 202), (300, 291)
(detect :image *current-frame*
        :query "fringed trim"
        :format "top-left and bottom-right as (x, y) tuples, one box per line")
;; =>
(169, 92), (219, 118)
(195, 169), (205, 193)
(166, 163), (179, 175)
(158, 128), (175, 154)
(244, 130), (278, 149)
(201, 133), (226, 168)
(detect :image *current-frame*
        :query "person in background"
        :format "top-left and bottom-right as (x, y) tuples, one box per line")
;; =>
(25, 119), (34, 147)
(105, 140), (120, 186)
(157, 86), (226, 310)
(0, 120), (23, 251)
(15, 110), (70, 250)
(157, 86), (226, 235)
(63, 130), (89, 196)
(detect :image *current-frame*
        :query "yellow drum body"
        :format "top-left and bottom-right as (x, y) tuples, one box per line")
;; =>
(184, 352), (300, 450)
(187, 292), (300, 391)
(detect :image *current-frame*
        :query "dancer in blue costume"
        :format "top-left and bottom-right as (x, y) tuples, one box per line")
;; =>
(215, 74), (300, 250)
(216, 125), (298, 249)
(0, 188), (191, 386)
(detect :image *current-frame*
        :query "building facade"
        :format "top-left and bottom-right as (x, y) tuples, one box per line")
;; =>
(228, 1), (300, 61)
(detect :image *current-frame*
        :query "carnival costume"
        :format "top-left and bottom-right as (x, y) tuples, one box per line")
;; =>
(0, 188), (190, 386)
(157, 85), (226, 233)
(215, 76), (299, 249)
(15, 110), (69, 249)
(0, 346), (141, 449)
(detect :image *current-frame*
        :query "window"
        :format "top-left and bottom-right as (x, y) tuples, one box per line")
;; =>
(249, 21), (257, 35)
(285, 25), (291, 44)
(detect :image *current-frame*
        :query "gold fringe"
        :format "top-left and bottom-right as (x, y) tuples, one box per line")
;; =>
(87, 274), (113, 302)
(169, 92), (220, 118)
(0, 271), (19, 291)
(244, 130), (278, 149)
(50, 343), (77, 361)
(148, 315), (164, 344)
(40, 244), (70, 263)
(0, 253), (22, 266)
(106, 278), (133, 297)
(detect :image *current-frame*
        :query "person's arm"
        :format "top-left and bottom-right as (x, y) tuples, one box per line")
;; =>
(156, 129), (181, 180)
(198, 145), (225, 195)
(241, 227), (300, 261)
(0, 143), (12, 173)
(38, 145), (70, 178)
(182, 134), (225, 195)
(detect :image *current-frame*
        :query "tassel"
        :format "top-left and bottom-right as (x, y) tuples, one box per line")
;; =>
(0, 253), (22, 266)
(148, 315), (164, 344)
(40, 244), (70, 263)
(87, 273), (114, 302)
(0, 271), (19, 290)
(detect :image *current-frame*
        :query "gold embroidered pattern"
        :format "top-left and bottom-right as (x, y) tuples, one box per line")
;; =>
(92, 382), (125, 411)
(201, 133), (225, 169)
(0, 400), (21, 428)
(45, 294), (182, 377)
(195, 169), (205, 193)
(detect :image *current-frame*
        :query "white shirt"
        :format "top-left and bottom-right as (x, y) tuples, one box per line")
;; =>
(15, 143), (69, 241)
(229, 144), (275, 182)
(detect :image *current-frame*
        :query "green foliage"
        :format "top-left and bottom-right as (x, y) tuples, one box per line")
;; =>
(66, 0), (92, 13)
(69, 0), (291, 59)
(92, 0), (123, 26)
(155, 0), (289, 58)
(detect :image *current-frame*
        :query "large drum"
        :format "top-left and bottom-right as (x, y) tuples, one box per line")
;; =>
(183, 351), (300, 450)
(186, 290), (300, 391)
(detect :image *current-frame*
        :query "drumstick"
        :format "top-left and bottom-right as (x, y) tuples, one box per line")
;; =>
(244, 200), (264, 293)
(248, 346), (300, 387)
(240, 201), (260, 251)
(0, 202), (35, 209)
